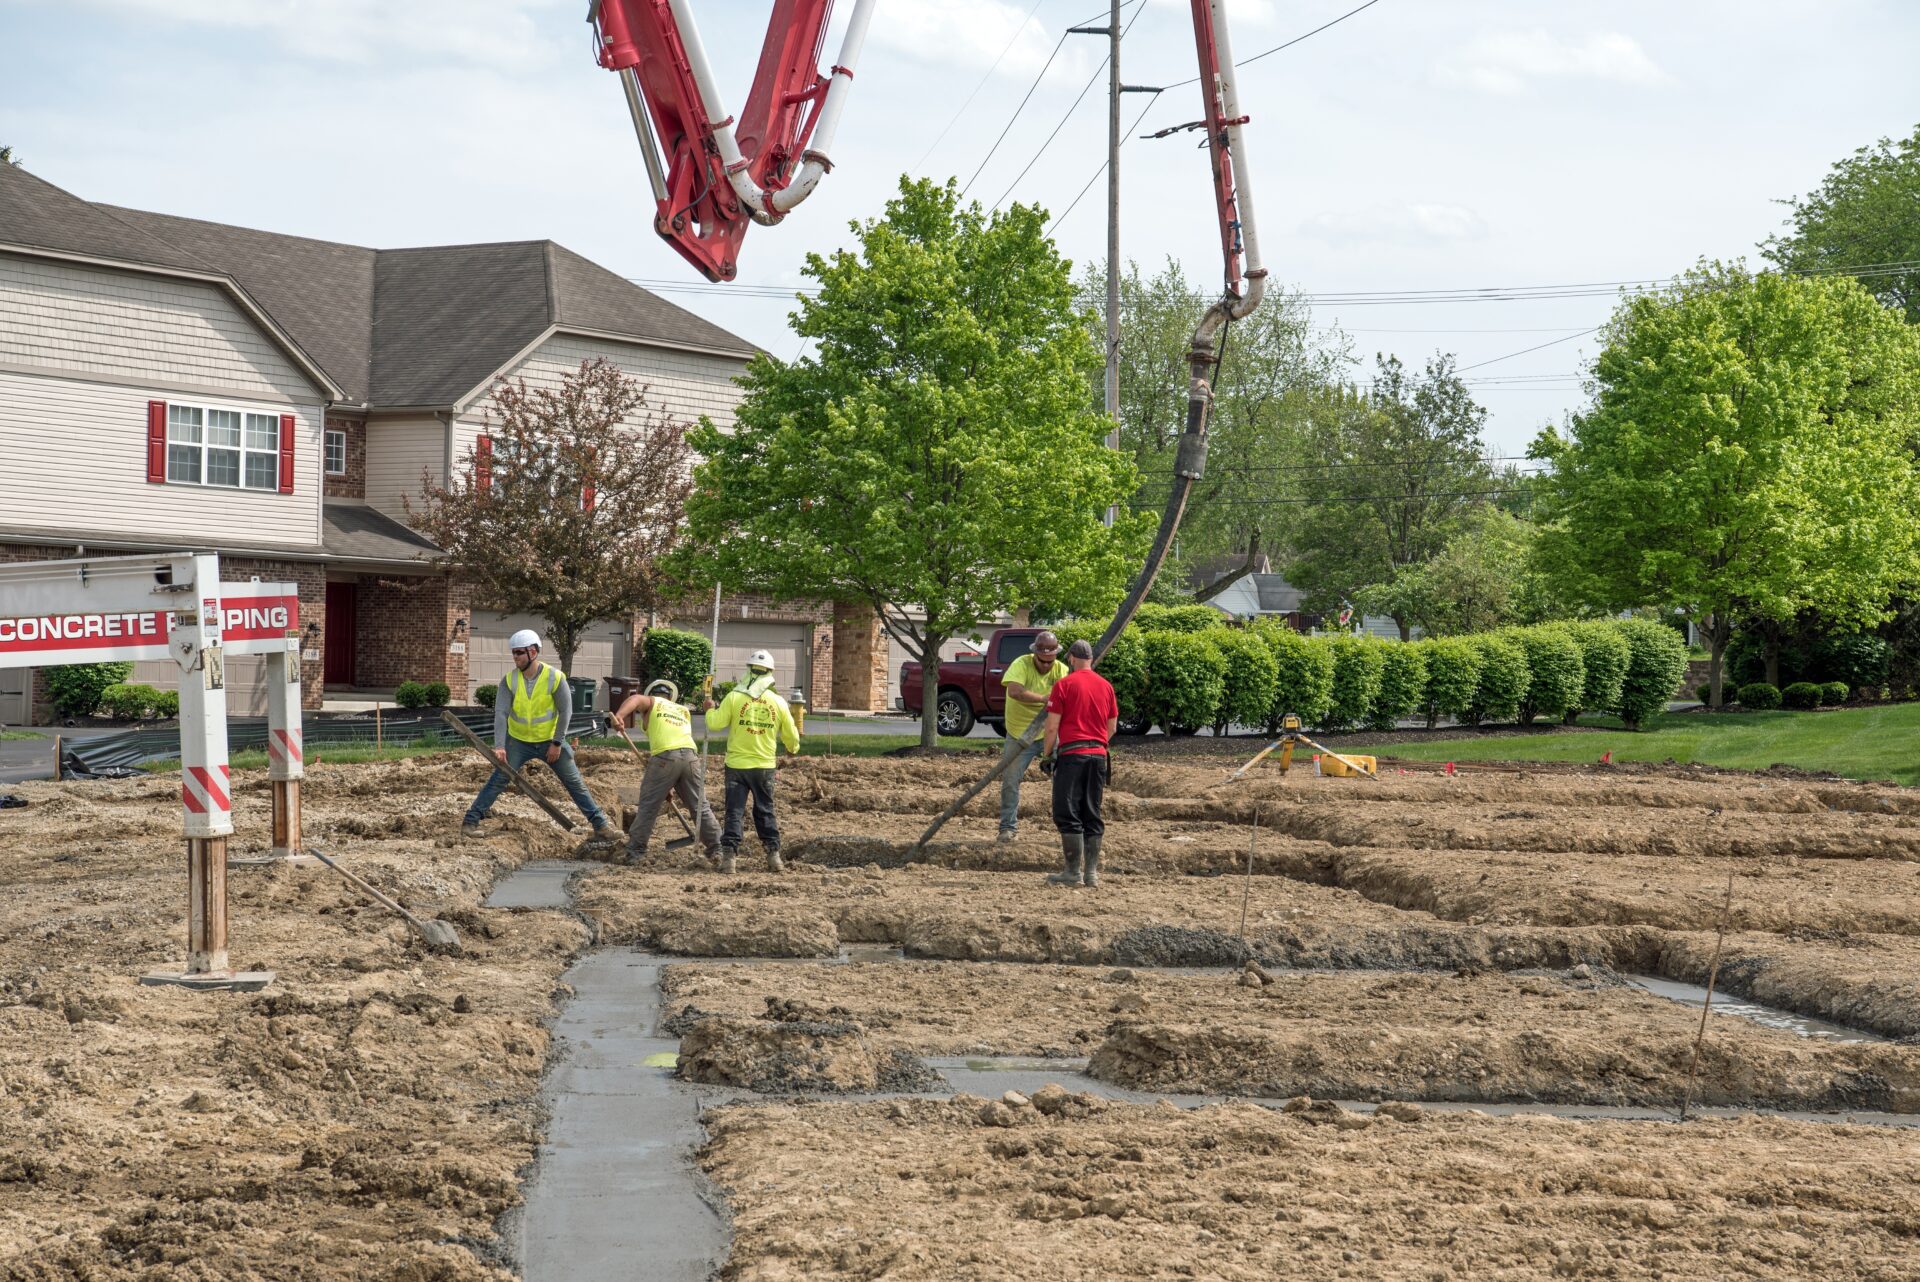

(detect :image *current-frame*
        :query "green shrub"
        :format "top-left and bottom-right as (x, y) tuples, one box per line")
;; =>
(711, 679), (739, 704)
(1737, 681), (1782, 710)
(43, 662), (133, 718)
(1812, 634), (1891, 690)
(1565, 620), (1630, 719)
(1612, 619), (1690, 729)
(476, 683), (497, 708)
(1508, 625), (1584, 724)
(1138, 631), (1226, 734)
(1694, 683), (1713, 704)
(640, 628), (714, 698)
(1420, 637), (1481, 727)
(1368, 641), (1428, 731)
(1782, 681), (1822, 710)
(99, 683), (163, 720)
(1252, 623), (1334, 730)
(153, 689), (179, 718)
(1464, 633), (1529, 725)
(393, 680), (447, 709)
(1821, 681), (1850, 706)
(1205, 627), (1279, 733)
(1320, 635), (1386, 732)
(1140, 604), (1223, 635)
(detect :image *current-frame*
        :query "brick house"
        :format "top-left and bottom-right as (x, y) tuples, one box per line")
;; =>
(0, 163), (897, 721)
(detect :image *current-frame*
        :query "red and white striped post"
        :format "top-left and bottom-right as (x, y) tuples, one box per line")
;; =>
(265, 640), (306, 861)
(165, 558), (243, 982)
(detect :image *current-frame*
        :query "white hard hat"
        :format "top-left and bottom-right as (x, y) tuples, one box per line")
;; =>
(747, 649), (776, 670)
(509, 628), (542, 651)
(645, 678), (679, 702)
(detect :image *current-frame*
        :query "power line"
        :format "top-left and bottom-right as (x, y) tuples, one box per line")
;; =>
(992, 0), (1150, 211)
(912, 0), (1050, 174)
(1160, 0), (1384, 90)
(961, 25), (1073, 196)
(1454, 327), (1599, 372)
(1044, 90), (1160, 234)
(1129, 487), (1537, 508)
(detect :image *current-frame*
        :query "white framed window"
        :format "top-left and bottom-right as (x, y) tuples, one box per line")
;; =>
(164, 402), (281, 491)
(324, 429), (347, 475)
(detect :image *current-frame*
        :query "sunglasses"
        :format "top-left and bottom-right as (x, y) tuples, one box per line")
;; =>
(511, 647), (531, 656)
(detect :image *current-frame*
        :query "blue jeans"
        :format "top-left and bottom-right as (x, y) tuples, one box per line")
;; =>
(465, 738), (608, 828)
(998, 732), (1045, 833)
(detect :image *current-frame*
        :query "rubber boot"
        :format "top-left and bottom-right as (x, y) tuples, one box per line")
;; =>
(1046, 833), (1084, 885)
(1081, 835), (1102, 888)
(718, 847), (738, 875)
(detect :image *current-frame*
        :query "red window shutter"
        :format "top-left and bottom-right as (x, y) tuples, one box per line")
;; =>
(146, 400), (168, 483)
(476, 435), (493, 493)
(582, 481), (596, 512)
(278, 414), (296, 493)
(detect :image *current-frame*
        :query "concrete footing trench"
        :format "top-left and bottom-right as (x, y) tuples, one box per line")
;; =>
(491, 855), (1919, 1282)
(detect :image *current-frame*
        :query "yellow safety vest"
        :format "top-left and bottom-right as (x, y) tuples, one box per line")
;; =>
(507, 663), (566, 744)
(645, 699), (696, 753)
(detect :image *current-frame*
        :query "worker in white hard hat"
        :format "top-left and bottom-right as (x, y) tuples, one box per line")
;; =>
(702, 649), (800, 873)
(610, 677), (721, 864)
(462, 628), (620, 842)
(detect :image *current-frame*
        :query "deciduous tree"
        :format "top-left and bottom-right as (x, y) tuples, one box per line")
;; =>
(407, 358), (695, 672)
(1534, 263), (1920, 706)
(1763, 124), (1920, 323)
(683, 177), (1145, 747)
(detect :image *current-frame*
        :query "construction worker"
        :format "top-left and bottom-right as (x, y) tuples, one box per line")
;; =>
(609, 678), (721, 865)
(997, 630), (1067, 843)
(704, 649), (801, 873)
(462, 629), (619, 842)
(1039, 638), (1117, 887)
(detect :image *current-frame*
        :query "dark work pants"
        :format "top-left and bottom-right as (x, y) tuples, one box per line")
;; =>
(1050, 753), (1106, 838)
(722, 766), (779, 851)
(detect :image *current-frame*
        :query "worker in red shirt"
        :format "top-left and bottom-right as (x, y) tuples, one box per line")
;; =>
(1039, 638), (1118, 887)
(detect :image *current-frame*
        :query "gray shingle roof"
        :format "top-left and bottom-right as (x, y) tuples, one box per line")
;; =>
(1253, 576), (1303, 613)
(322, 504), (442, 564)
(0, 164), (756, 410)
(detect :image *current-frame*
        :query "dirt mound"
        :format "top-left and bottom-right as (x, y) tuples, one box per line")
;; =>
(677, 1009), (939, 1093)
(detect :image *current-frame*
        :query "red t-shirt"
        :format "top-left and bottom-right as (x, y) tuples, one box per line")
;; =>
(1046, 668), (1118, 755)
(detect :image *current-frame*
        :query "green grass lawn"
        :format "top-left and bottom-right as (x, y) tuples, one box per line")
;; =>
(143, 731), (993, 772)
(1375, 703), (1920, 786)
(0, 729), (39, 741)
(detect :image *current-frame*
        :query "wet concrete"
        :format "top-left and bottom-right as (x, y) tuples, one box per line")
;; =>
(484, 860), (598, 910)
(1628, 974), (1886, 1043)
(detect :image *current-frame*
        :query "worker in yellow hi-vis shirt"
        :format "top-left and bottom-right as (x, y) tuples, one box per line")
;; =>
(704, 649), (801, 874)
(997, 631), (1067, 844)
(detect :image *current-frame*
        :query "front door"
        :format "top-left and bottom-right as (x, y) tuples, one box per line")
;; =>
(324, 581), (357, 688)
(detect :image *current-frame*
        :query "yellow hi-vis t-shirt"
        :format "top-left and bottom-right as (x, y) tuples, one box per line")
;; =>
(1001, 653), (1067, 737)
(506, 663), (566, 743)
(707, 685), (801, 768)
(644, 698), (696, 753)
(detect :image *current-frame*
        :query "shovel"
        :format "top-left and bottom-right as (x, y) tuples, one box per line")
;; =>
(308, 845), (462, 954)
(612, 723), (700, 850)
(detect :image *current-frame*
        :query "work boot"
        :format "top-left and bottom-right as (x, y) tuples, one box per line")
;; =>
(996, 828), (1016, 845)
(765, 848), (786, 873)
(717, 847), (738, 875)
(1081, 835), (1102, 888)
(460, 822), (485, 840)
(1046, 833), (1084, 885)
(591, 820), (621, 843)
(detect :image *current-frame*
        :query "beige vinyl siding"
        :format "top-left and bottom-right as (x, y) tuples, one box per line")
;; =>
(363, 417), (446, 521)
(453, 331), (746, 462)
(0, 368), (323, 548)
(0, 253), (316, 402)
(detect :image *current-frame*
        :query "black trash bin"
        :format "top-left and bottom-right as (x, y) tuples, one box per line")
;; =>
(566, 676), (598, 717)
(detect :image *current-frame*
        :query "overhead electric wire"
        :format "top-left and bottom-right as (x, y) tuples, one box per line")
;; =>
(911, 0), (1049, 175)
(1128, 487), (1537, 508)
(1045, 90), (1161, 234)
(1159, 0), (1384, 90)
(991, 0), (1150, 211)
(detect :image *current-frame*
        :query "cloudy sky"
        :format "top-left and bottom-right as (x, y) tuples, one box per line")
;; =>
(4, 0), (1915, 454)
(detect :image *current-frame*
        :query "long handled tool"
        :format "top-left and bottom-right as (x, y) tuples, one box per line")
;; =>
(613, 723), (700, 850)
(439, 709), (577, 831)
(309, 845), (461, 954)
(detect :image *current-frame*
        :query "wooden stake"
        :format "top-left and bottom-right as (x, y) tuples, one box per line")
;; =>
(1238, 807), (1257, 939)
(52, 734), (63, 782)
(1680, 869), (1737, 1121)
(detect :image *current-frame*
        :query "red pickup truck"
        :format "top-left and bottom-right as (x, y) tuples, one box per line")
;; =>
(899, 626), (1042, 737)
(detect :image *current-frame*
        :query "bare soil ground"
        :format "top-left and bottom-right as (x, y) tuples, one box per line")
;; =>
(6, 744), (1920, 1279)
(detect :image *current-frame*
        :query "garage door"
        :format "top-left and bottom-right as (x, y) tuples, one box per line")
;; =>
(0, 668), (28, 726)
(886, 624), (1000, 710)
(129, 656), (271, 717)
(712, 621), (810, 701)
(471, 613), (628, 711)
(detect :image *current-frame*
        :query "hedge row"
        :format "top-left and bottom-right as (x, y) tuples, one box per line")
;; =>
(1052, 615), (1689, 734)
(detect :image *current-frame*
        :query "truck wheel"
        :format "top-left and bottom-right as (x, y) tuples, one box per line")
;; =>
(1116, 712), (1151, 736)
(988, 720), (1008, 737)
(935, 690), (975, 737)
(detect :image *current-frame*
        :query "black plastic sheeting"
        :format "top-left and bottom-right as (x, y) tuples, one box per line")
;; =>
(61, 708), (607, 775)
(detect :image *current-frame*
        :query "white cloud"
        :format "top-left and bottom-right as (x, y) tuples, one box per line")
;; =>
(1434, 29), (1666, 95)
(1299, 202), (1488, 245)
(868, 0), (1082, 81)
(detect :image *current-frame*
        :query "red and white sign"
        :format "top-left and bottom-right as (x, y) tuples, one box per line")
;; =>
(0, 586), (298, 662)
(182, 764), (232, 816)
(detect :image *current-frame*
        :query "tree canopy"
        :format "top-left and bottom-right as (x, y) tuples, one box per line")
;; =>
(1533, 262), (1920, 704)
(1763, 124), (1920, 323)
(407, 358), (695, 672)
(683, 177), (1145, 745)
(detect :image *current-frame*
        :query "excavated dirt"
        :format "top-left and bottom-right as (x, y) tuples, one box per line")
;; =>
(701, 1096), (1920, 1282)
(676, 1005), (940, 1095)
(661, 961), (1920, 1110)
(8, 744), (1920, 1278)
